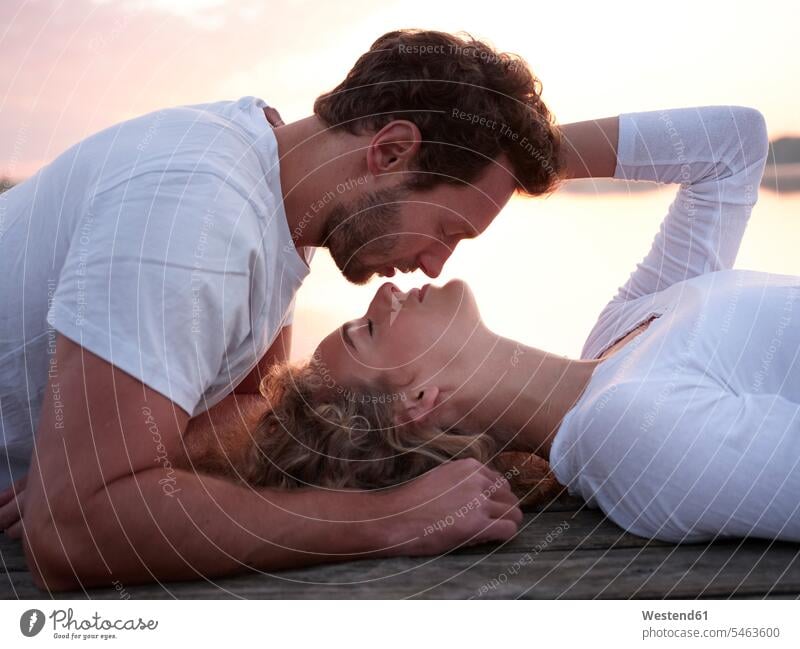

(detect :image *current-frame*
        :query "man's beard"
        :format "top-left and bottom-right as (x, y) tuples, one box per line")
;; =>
(323, 184), (410, 285)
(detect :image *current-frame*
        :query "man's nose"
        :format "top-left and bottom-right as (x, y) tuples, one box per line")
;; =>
(419, 244), (453, 278)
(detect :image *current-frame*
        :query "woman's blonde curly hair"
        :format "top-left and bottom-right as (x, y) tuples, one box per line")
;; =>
(183, 360), (564, 508)
(241, 360), (495, 490)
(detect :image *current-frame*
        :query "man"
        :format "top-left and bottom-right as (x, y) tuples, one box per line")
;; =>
(0, 29), (569, 590)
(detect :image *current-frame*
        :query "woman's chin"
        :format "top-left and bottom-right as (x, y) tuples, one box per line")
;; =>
(442, 278), (473, 296)
(443, 279), (481, 314)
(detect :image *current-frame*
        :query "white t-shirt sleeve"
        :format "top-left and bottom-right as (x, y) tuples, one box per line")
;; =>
(611, 106), (769, 302)
(279, 247), (314, 327)
(47, 170), (254, 415)
(281, 294), (297, 327)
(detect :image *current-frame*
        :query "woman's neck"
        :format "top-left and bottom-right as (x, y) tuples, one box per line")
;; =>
(442, 332), (600, 460)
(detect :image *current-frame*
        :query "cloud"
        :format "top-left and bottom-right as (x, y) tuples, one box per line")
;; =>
(90, 0), (256, 30)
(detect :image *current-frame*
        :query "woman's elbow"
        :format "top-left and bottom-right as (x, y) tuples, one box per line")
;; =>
(733, 106), (769, 164)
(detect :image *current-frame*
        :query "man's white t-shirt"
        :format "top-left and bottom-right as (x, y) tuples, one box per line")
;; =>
(0, 97), (312, 488)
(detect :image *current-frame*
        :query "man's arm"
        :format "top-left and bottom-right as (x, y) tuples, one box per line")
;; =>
(557, 116), (620, 180)
(23, 334), (522, 591)
(234, 324), (292, 394)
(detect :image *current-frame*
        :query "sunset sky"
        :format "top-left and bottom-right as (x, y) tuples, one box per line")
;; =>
(2, 0), (798, 178)
(2, 0), (798, 358)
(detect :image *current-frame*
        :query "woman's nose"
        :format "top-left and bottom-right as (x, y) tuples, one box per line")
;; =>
(381, 281), (400, 300)
(367, 282), (401, 318)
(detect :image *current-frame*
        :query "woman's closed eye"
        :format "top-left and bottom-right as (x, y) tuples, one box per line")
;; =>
(341, 320), (369, 351)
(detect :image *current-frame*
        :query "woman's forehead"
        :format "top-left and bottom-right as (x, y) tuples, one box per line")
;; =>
(314, 328), (358, 379)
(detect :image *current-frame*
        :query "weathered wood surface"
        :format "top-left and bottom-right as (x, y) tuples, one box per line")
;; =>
(3, 504), (799, 599)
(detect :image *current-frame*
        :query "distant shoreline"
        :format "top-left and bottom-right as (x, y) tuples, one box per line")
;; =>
(4, 147), (800, 196)
(558, 164), (800, 195)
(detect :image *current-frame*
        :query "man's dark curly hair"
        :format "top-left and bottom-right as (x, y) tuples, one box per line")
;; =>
(314, 29), (565, 195)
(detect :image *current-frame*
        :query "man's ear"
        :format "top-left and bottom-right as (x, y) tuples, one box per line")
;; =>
(394, 385), (440, 426)
(366, 120), (422, 177)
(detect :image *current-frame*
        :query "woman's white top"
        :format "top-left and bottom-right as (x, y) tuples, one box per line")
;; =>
(549, 106), (800, 543)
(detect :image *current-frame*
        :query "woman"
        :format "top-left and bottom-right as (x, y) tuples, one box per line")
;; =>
(231, 103), (799, 544)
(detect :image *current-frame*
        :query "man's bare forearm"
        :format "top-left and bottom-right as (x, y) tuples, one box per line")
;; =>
(557, 116), (620, 180)
(32, 466), (393, 590)
(182, 391), (267, 475)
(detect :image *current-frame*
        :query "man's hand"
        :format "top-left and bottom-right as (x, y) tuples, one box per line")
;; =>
(382, 458), (523, 556)
(0, 474), (26, 539)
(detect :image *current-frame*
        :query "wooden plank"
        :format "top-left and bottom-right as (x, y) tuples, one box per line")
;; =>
(144, 542), (800, 600)
(0, 509), (666, 579)
(455, 509), (672, 556)
(524, 494), (585, 513)
(0, 536), (28, 572)
(4, 511), (798, 600)
(0, 570), (42, 599)
(6, 540), (796, 600)
(705, 593), (800, 600)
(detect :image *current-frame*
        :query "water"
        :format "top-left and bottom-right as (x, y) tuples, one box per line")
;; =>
(290, 187), (800, 361)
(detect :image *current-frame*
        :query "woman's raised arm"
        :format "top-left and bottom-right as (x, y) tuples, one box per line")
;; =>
(606, 105), (768, 302)
(557, 116), (620, 180)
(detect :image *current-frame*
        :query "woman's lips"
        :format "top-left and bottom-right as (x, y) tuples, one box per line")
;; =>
(419, 283), (429, 302)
